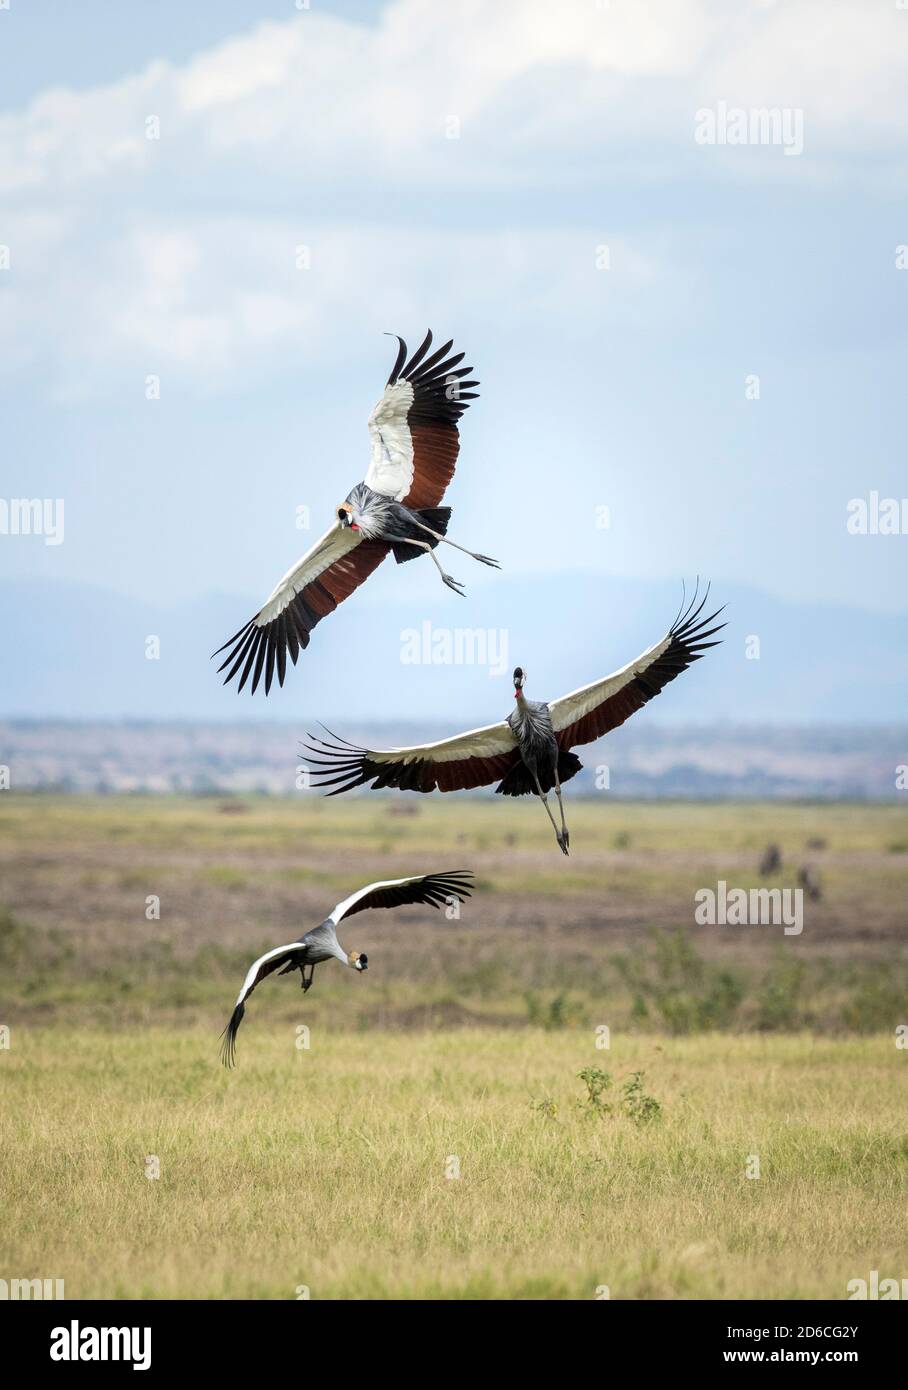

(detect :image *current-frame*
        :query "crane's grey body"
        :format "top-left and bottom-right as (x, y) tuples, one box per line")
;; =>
(264, 918), (360, 997)
(506, 670), (572, 855)
(289, 919), (348, 971)
(339, 482), (498, 594)
(293, 922), (347, 967)
(507, 696), (559, 778)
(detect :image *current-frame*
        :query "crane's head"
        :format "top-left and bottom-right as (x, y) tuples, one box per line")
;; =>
(337, 503), (359, 531)
(347, 950), (368, 972)
(513, 666), (526, 696)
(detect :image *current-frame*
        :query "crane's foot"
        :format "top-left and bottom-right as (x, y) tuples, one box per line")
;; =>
(300, 966), (314, 992)
(557, 830), (570, 856)
(442, 573), (466, 595)
(472, 552), (500, 568)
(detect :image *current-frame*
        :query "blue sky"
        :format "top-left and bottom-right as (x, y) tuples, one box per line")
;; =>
(1, 0), (907, 715)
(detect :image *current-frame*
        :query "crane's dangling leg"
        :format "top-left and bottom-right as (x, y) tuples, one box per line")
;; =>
(300, 963), (315, 992)
(411, 539), (465, 595)
(410, 519), (500, 569)
(553, 765), (570, 853)
(532, 772), (570, 856)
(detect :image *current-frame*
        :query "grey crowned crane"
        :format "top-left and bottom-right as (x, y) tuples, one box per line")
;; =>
(213, 331), (497, 696)
(219, 870), (472, 1065)
(302, 588), (725, 855)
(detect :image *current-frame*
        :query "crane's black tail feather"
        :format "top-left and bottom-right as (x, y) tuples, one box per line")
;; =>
(495, 751), (583, 798)
(393, 507), (451, 564)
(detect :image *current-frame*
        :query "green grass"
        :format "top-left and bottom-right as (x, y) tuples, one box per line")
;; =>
(0, 791), (904, 869)
(1, 1029), (905, 1300)
(1, 794), (906, 1032)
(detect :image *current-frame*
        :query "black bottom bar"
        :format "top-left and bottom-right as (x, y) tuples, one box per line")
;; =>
(7, 1298), (902, 1374)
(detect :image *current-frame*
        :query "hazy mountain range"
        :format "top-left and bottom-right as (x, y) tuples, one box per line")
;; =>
(2, 573), (905, 726)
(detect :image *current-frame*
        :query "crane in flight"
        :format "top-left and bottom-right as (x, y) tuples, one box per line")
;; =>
(302, 587), (725, 855)
(214, 331), (497, 696)
(219, 870), (473, 1065)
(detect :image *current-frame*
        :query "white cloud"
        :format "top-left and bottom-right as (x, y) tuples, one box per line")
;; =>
(712, 0), (908, 149)
(0, 207), (661, 397)
(1, 0), (905, 394)
(3, 0), (905, 197)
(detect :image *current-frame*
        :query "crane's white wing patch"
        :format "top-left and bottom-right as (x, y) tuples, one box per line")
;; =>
(330, 875), (417, 924)
(235, 942), (302, 1006)
(367, 720), (517, 766)
(365, 381), (415, 500)
(257, 522), (362, 626)
(548, 635), (671, 734)
(328, 871), (474, 923)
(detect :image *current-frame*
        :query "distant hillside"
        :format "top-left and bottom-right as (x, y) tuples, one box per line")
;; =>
(2, 720), (904, 800)
(1, 573), (906, 726)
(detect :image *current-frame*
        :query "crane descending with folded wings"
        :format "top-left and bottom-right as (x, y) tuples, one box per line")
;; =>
(213, 331), (498, 696)
(219, 871), (473, 1066)
(302, 587), (725, 855)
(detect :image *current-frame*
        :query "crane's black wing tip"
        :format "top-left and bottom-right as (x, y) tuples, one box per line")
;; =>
(669, 580), (726, 649)
(218, 1002), (244, 1069)
(423, 869), (475, 907)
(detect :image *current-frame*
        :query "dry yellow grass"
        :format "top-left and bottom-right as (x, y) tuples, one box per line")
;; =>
(1, 1028), (905, 1300)
(2, 797), (905, 1299)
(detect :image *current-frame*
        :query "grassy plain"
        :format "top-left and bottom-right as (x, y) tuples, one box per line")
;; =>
(0, 795), (905, 1298)
(2, 1029), (905, 1300)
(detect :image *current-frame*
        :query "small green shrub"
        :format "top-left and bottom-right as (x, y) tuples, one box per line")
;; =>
(576, 1066), (613, 1113)
(525, 990), (587, 1030)
(621, 1071), (661, 1125)
(756, 958), (805, 1030)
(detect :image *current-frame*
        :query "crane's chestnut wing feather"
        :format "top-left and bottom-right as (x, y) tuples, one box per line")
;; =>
(365, 330), (479, 508)
(301, 721), (520, 795)
(213, 523), (389, 696)
(550, 587), (725, 749)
